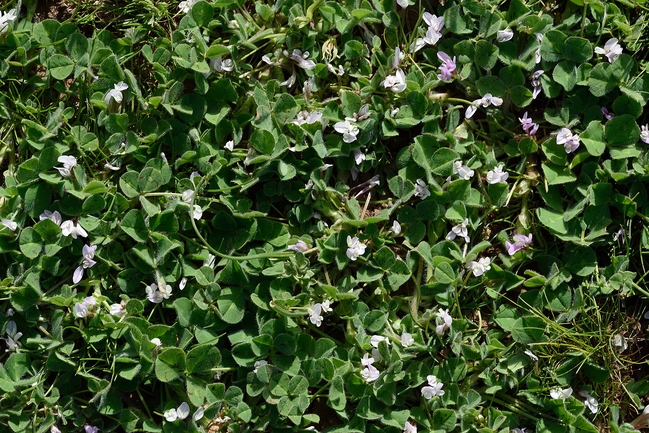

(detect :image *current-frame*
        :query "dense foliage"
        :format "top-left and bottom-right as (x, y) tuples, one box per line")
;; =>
(1, 0), (649, 432)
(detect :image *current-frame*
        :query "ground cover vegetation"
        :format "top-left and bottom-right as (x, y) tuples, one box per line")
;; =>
(1, 0), (649, 431)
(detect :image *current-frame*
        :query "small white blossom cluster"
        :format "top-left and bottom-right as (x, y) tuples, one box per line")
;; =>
(146, 282), (172, 304)
(466, 93), (503, 119)
(74, 296), (97, 318)
(421, 375), (445, 399)
(360, 353), (380, 382)
(334, 119), (360, 143)
(1, 320), (22, 352)
(400, 332), (414, 347)
(164, 401), (204, 423)
(292, 110), (323, 126)
(486, 164), (508, 184)
(109, 302), (126, 318)
(453, 160), (474, 180)
(411, 12), (445, 52)
(579, 390), (599, 414)
(446, 219), (470, 243)
(308, 300), (334, 327)
(435, 309), (452, 335)
(346, 236), (367, 261)
(468, 257), (491, 277)
(287, 239), (310, 252)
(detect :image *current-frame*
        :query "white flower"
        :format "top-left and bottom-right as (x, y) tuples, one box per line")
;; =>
(178, 0), (199, 13)
(181, 189), (195, 203)
(353, 148), (366, 165)
(346, 236), (367, 261)
(413, 179), (430, 200)
(535, 33), (543, 64)
(550, 387), (573, 400)
(51, 427), (62, 433)
(334, 120), (360, 143)
(421, 375), (445, 399)
(401, 332), (414, 347)
(1, 219), (17, 231)
(0, 7), (18, 35)
(404, 421), (417, 433)
(164, 408), (178, 422)
(224, 140), (234, 151)
(74, 302), (88, 318)
(2, 321), (22, 352)
(164, 402), (190, 421)
(524, 349), (538, 361)
(465, 104), (478, 119)
(179, 278), (187, 290)
(486, 164), (509, 184)
(370, 335), (390, 348)
(39, 210), (62, 226)
(203, 253), (216, 269)
(446, 219), (470, 243)
(531, 70), (544, 99)
(146, 283), (164, 304)
(193, 407), (205, 422)
(192, 205), (203, 220)
(61, 220), (88, 239)
(308, 303), (323, 327)
(468, 257), (491, 277)
(435, 309), (452, 335)
(594, 38), (623, 63)
(361, 364), (380, 382)
(55, 155), (78, 177)
(293, 110), (323, 126)
(104, 81), (129, 105)
(556, 128), (580, 153)
(392, 47), (405, 70)
(579, 391), (598, 414)
(422, 12), (445, 45)
(453, 161), (474, 180)
(361, 353), (375, 367)
(640, 125), (649, 144)
(392, 220), (402, 235)
(286, 49), (316, 70)
(253, 360), (268, 373)
(327, 63), (345, 76)
(287, 240), (310, 252)
(321, 300), (334, 313)
(397, 0), (409, 8)
(73, 244), (97, 284)
(381, 69), (407, 93)
(110, 303), (126, 318)
(497, 28), (514, 42)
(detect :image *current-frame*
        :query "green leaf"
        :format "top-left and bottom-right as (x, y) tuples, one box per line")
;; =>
(542, 162), (576, 185)
(435, 262), (456, 284)
(48, 54), (74, 80)
(363, 310), (387, 332)
(119, 171), (140, 198)
(612, 94), (643, 118)
(580, 121), (606, 156)
(541, 30), (566, 62)
(19, 228), (42, 259)
(191, 1), (214, 27)
(121, 209), (149, 242)
(217, 287), (245, 324)
(431, 148), (461, 176)
(561, 37), (592, 63)
(138, 167), (164, 193)
(605, 114), (640, 146)
(444, 5), (471, 34)
(328, 375), (346, 411)
(186, 344), (222, 374)
(433, 409), (457, 430)
(273, 93), (299, 125)
(155, 348), (186, 382)
(475, 40), (499, 70)
(476, 76), (507, 97)
(250, 129), (275, 155)
(205, 44), (230, 58)
(588, 63), (616, 97)
(552, 61), (577, 91)
(536, 208), (568, 234)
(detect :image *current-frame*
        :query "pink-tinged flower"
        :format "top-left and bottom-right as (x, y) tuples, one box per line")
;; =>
(39, 210), (62, 226)
(2, 320), (22, 352)
(285, 49), (316, 70)
(519, 112), (539, 136)
(446, 219), (470, 243)
(506, 234), (533, 255)
(601, 107), (614, 120)
(640, 125), (649, 144)
(83, 425), (99, 433)
(556, 128), (580, 153)
(594, 38), (623, 63)
(404, 420), (417, 433)
(437, 52), (456, 81)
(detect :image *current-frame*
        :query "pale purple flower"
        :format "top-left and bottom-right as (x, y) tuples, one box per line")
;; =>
(397, 0), (409, 8)
(285, 49), (316, 70)
(39, 210), (62, 226)
(73, 244), (97, 284)
(422, 12), (445, 45)
(640, 125), (649, 144)
(2, 321), (22, 352)
(361, 363), (380, 382)
(531, 70), (544, 99)
(413, 179), (430, 200)
(556, 128), (580, 153)
(293, 110), (323, 126)
(453, 161), (474, 180)
(253, 360), (268, 373)
(287, 240), (309, 252)
(535, 33), (543, 64)
(601, 107), (614, 120)
(404, 420), (417, 433)
(146, 283), (171, 304)
(446, 219), (470, 243)
(497, 28), (514, 42)
(75, 303), (89, 318)
(327, 63), (345, 76)
(506, 234), (533, 255)
(210, 56), (234, 74)
(594, 38), (623, 63)
(519, 112), (539, 136)
(83, 425), (99, 433)
(437, 52), (456, 81)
